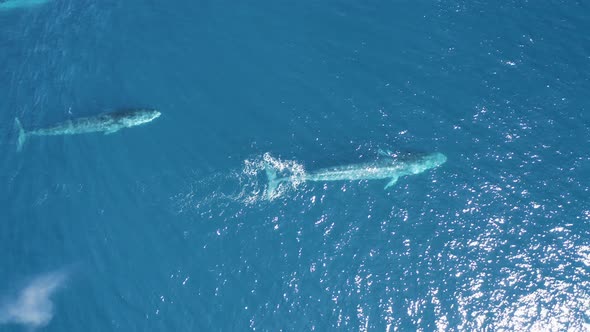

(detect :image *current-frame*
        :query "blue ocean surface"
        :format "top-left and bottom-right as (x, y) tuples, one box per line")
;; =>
(1, 0), (589, 330)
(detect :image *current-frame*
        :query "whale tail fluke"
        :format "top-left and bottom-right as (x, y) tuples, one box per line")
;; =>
(15, 118), (26, 152)
(265, 165), (279, 199)
(265, 164), (285, 200)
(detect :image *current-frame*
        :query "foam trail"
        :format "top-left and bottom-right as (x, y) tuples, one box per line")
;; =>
(172, 153), (305, 213)
(0, 271), (67, 328)
(227, 153), (305, 203)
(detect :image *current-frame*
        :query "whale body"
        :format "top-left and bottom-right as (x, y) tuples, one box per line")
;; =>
(0, 0), (50, 10)
(265, 151), (447, 198)
(15, 108), (161, 151)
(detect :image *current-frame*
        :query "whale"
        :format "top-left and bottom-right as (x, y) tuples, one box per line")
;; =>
(15, 108), (161, 151)
(0, 0), (50, 10)
(265, 151), (447, 198)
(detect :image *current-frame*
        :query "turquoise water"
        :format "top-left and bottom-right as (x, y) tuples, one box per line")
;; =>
(1, 0), (589, 330)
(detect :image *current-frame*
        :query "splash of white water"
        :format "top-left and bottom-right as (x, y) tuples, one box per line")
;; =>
(172, 153), (306, 213)
(239, 152), (306, 203)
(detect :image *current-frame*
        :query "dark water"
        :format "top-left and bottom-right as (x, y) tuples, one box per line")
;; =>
(1, 0), (589, 331)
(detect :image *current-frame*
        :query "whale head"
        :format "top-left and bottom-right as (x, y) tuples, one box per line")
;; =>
(115, 109), (161, 127)
(405, 152), (447, 175)
(425, 152), (447, 168)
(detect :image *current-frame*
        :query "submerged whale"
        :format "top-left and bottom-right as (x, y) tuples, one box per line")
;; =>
(0, 0), (50, 10)
(265, 151), (447, 198)
(15, 108), (161, 151)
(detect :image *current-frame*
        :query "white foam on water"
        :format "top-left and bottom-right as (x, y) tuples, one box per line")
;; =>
(239, 152), (306, 203)
(172, 153), (306, 213)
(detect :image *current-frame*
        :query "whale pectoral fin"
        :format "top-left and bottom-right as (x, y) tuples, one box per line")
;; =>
(104, 128), (120, 135)
(384, 176), (399, 189)
(378, 149), (393, 157)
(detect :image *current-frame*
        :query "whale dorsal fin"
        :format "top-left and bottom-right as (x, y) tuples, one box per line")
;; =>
(384, 176), (399, 189)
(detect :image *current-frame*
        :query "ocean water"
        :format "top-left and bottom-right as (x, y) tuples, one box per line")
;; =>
(1, 0), (589, 330)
